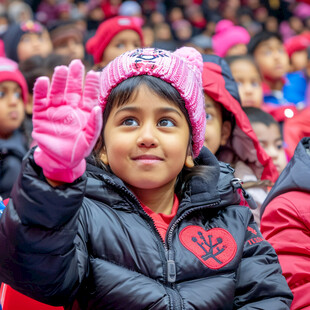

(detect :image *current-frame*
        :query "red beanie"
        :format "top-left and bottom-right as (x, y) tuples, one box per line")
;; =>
(284, 32), (310, 58)
(0, 57), (28, 103)
(86, 16), (144, 64)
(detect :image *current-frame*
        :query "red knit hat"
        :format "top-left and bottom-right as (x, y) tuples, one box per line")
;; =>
(86, 16), (144, 64)
(284, 32), (310, 58)
(0, 57), (28, 103)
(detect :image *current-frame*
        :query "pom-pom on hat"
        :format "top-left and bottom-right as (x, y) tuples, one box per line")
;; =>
(99, 47), (205, 158)
(0, 57), (28, 103)
(86, 16), (144, 64)
(212, 20), (250, 57)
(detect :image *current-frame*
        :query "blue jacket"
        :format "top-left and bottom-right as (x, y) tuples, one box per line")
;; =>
(0, 147), (292, 309)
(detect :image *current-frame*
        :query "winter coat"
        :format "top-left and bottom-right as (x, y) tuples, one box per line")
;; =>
(0, 130), (27, 199)
(261, 137), (310, 310)
(202, 54), (278, 225)
(0, 147), (292, 309)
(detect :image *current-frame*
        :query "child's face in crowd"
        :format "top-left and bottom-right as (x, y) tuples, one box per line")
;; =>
(203, 93), (231, 154)
(17, 31), (53, 62)
(226, 43), (248, 57)
(253, 37), (289, 81)
(101, 30), (142, 67)
(54, 37), (85, 61)
(101, 85), (192, 196)
(291, 50), (308, 72)
(251, 122), (287, 174)
(230, 59), (263, 108)
(0, 81), (25, 139)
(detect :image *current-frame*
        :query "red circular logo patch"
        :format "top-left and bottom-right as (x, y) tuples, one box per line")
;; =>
(179, 226), (237, 269)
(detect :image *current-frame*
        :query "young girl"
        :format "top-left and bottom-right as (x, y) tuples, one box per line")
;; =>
(226, 54), (263, 109)
(0, 47), (292, 309)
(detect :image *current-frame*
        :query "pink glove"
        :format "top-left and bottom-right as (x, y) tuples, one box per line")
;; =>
(32, 59), (102, 183)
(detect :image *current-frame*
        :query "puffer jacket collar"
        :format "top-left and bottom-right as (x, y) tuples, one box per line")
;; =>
(85, 147), (241, 215)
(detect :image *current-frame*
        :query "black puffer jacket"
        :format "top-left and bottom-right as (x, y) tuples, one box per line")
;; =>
(0, 147), (292, 309)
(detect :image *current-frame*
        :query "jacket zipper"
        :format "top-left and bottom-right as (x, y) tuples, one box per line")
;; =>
(104, 178), (220, 310)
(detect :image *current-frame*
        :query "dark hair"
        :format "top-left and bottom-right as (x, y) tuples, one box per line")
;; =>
(247, 31), (283, 55)
(243, 107), (278, 127)
(225, 54), (262, 80)
(92, 75), (208, 196)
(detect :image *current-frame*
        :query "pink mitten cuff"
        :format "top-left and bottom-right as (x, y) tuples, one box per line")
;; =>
(34, 147), (86, 183)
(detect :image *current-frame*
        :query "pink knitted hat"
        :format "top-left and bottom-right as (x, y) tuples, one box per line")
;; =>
(99, 47), (205, 158)
(0, 57), (28, 103)
(212, 20), (251, 57)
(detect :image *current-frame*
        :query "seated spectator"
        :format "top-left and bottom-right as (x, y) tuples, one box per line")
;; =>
(86, 16), (144, 70)
(226, 54), (263, 108)
(212, 19), (251, 58)
(261, 137), (310, 310)
(202, 54), (278, 225)
(243, 107), (288, 175)
(49, 20), (86, 62)
(248, 31), (301, 123)
(2, 20), (53, 63)
(0, 57), (28, 199)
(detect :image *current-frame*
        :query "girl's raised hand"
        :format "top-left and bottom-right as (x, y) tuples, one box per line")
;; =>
(32, 59), (102, 183)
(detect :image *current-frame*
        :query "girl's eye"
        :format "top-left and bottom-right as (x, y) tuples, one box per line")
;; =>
(158, 119), (174, 127)
(206, 113), (213, 122)
(116, 43), (126, 49)
(0, 91), (4, 98)
(14, 92), (22, 99)
(276, 142), (284, 150)
(122, 118), (138, 126)
(251, 81), (260, 87)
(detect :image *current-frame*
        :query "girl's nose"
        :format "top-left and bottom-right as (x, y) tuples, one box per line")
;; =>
(137, 124), (158, 148)
(243, 83), (253, 94)
(9, 93), (19, 106)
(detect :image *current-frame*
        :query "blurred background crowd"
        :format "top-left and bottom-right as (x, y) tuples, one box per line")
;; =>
(1, 1), (310, 309)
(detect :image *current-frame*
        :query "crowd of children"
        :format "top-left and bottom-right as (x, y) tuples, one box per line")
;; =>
(0, 0), (310, 308)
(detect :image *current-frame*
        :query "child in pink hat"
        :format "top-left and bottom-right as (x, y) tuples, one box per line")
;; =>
(0, 57), (28, 199)
(86, 15), (144, 70)
(0, 47), (292, 309)
(212, 19), (251, 58)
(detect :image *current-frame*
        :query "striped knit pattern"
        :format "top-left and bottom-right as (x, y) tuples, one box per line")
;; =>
(99, 47), (205, 158)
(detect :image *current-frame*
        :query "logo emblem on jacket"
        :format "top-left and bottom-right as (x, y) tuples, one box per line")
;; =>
(179, 226), (237, 269)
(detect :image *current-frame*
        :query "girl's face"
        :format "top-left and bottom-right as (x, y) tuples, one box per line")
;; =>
(230, 59), (263, 108)
(253, 37), (289, 81)
(0, 81), (25, 139)
(101, 85), (191, 196)
(203, 93), (231, 154)
(101, 30), (142, 67)
(54, 37), (85, 60)
(251, 122), (287, 174)
(226, 43), (248, 57)
(17, 30), (53, 62)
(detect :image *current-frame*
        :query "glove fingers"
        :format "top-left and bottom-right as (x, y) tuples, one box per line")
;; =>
(83, 70), (100, 112)
(33, 77), (50, 114)
(84, 106), (103, 152)
(49, 65), (69, 107)
(65, 59), (84, 108)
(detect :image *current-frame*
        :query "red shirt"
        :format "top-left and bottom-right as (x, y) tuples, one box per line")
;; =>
(140, 195), (179, 242)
